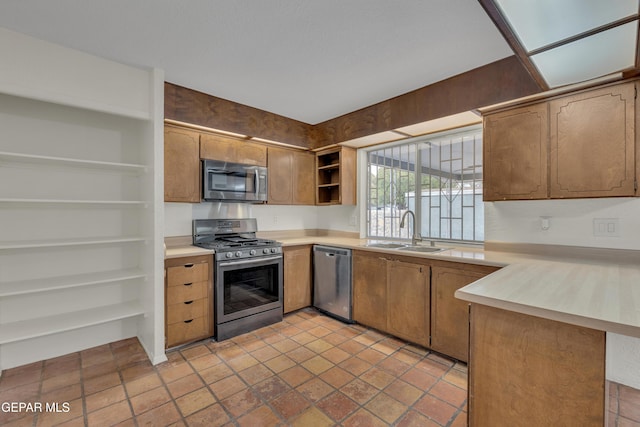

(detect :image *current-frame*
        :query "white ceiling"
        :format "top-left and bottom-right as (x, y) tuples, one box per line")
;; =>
(0, 0), (514, 124)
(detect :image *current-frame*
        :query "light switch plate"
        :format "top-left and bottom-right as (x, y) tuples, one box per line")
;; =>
(593, 218), (620, 237)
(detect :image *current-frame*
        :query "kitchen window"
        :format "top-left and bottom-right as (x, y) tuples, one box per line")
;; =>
(366, 125), (484, 243)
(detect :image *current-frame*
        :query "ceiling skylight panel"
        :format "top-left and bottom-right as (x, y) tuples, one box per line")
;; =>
(531, 22), (637, 88)
(495, 0), (639, 51)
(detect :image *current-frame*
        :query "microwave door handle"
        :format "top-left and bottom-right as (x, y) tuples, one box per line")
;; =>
(255, 171), (259, 198)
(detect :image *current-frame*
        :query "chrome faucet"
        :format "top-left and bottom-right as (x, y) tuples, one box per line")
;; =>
(400, 210), (422, 246)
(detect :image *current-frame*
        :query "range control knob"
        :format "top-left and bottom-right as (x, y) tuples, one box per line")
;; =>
(250, 249), (256, 256)
(263, 248), (270, 254)
(225, 252), (233, 258)
(235, 251), (242, 257)
(271, 248), (277, 253)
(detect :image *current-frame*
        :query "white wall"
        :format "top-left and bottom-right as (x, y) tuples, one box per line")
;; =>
(485, 198), (640, 250)
(164, 202), (358, 237)
(485, 198), (640, 389)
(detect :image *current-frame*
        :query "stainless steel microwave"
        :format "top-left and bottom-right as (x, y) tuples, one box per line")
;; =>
(202, 160), (267, 202)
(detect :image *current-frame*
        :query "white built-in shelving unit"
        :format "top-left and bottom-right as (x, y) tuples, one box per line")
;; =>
(0, 28), (166, 371)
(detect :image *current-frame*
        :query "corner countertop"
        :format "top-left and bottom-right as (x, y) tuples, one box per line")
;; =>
(165, 234), (640, 338)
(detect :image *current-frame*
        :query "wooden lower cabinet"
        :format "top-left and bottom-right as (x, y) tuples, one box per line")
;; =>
(165, 255), (214, 348)
(283, 245), (313, 313)
(386, 260), (430, 347)
(353, 251), (430, 347)
(353, 251), (388, 332)
(430, 264), (499, 362)
(469, 304), (605, 427)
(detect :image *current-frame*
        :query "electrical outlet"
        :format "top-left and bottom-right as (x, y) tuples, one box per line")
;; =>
(593, 218), (619, 237)
(349, 214), (358, 227)
(273, 216), (278, 224)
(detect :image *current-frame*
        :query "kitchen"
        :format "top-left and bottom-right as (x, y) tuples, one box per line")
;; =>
(1, 1), (640, 426)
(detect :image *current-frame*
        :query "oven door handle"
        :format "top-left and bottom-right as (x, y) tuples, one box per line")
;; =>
(218, 255), (282, 267)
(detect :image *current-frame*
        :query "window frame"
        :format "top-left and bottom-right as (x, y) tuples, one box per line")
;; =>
(363, 124), (484, 244)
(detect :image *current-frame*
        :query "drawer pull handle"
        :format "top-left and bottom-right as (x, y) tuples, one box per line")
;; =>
(184, 300), (194, 305)
(184, 264), (194, 268)
(183, 283), (193, 286)
(184, 319), (193, 324)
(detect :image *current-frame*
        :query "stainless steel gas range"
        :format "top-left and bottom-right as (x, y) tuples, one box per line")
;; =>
(193, 218), (283, 341)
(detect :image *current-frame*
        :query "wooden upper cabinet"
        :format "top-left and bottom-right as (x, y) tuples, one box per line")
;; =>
(483, 103), (549, 201)
(268, 147), (293, 204)
(164, 125), (201, 203)
(267, 147), (315, 205)
(237, 142), (268, 166)
(549, 82), (636, 198)
(292, 150), (316, 205)
(386, 260), (430, 348)
(316, 147), (356, 205)
(200, 132), (267, 166)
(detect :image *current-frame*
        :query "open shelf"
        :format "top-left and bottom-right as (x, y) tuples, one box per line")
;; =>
(0, 236), (147, 250)
(0, 151), (147, 174)
(0, 268), (146, 297)
(317, 163), (340, 170)
(314, 146), (356, 206)
(0, 198), (147, 206)
(0, 301), (145, 345)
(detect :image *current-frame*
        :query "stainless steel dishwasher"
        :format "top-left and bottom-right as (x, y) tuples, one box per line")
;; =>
(313, 245), (353, 323)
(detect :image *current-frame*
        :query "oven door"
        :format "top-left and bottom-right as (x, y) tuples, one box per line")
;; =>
(215, 255), (283, 325)
(203, 160), (267, 202)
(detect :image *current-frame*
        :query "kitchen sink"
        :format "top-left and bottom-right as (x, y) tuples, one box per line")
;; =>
(364, 242), (407, 249)
(397, 246), (449, 253)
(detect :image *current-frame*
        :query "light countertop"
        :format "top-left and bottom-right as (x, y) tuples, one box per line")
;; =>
(165, 235), (640, 338)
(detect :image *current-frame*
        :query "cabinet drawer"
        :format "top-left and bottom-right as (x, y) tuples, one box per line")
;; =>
(167, 316), (208, 346)
(167, 263), (209, 286)
(166, 281), (207, 303)
(167, 298), (208, 324)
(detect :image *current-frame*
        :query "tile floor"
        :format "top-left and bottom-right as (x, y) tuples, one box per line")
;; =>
(609, 381), (640, 427)
(0, 308), (468, 426)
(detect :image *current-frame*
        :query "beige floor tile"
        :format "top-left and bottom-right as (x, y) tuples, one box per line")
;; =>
(175, 387), (217, 417)
(85, 384), (127, 413)
(301, 355), (334, 375)
(130, 386), (172, 416)
(264, 354), (296, 373)
(291, 407), (334, 427)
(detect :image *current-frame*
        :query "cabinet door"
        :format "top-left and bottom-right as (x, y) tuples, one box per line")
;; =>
(386, 260), (430, 347)
(164, 126), (201, 203)
(283, 245), (313, 313)
(340, 147), (357, 205)
(292, 151), (316, 205)
(469, 304), (605, 427)
(431, 266), (492, 362)
(353, 251), (387, 331)
(483, 103), (549, 201)
(199, 133), (236, 161)
(267, 147), (293, 204)
(550, 83), (635, 198)
(237, 143), (267, 166)
(200, 132), (267, 166)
